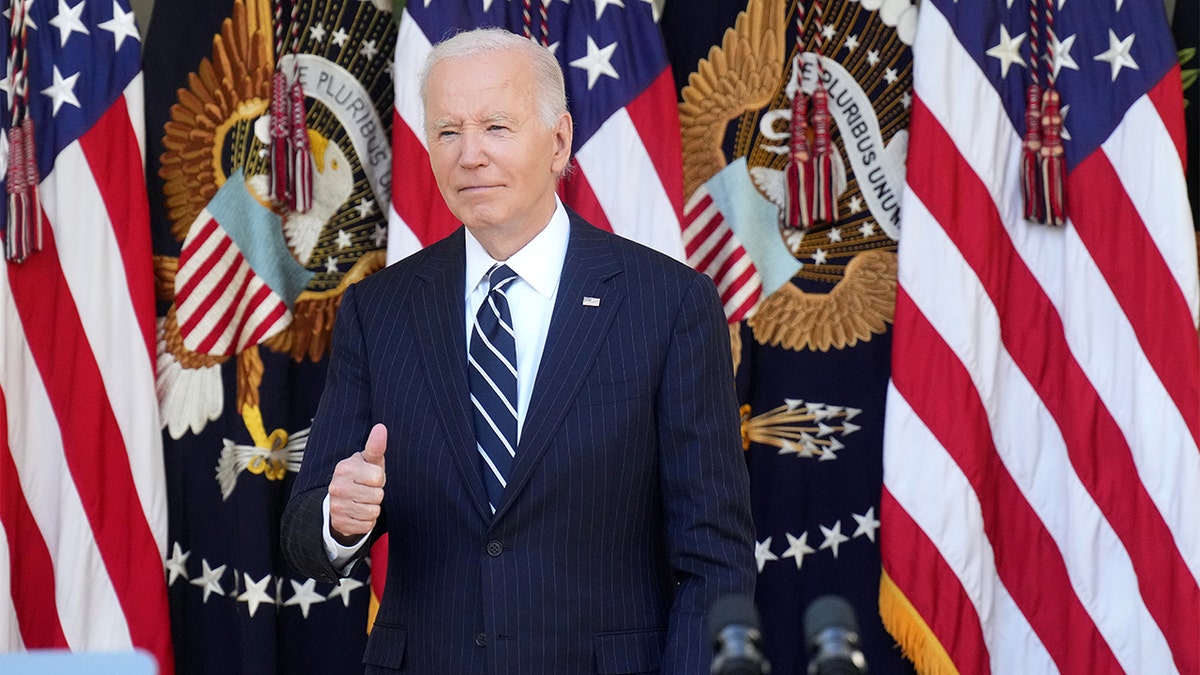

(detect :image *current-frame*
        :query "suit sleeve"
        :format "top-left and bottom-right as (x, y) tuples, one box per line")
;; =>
(657, 272), (757, 674)
(281, 281), (388, 583)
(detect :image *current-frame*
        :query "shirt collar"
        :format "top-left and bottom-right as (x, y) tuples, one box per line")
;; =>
(464, 197), (569, 300)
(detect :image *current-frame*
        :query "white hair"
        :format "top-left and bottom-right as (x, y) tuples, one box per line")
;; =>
(419, 27), (568, 130)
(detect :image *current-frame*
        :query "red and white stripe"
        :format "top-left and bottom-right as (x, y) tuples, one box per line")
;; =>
(0, 77), (174, 671)
(386, 13), (685, 264)
(880, 5), (1200, 675)
(683, 185), (762, 322)
(175, 215), (292, 356)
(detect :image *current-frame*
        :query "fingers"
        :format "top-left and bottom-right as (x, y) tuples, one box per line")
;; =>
(328, 467), (384, 538)
(329, 487), (382, 539)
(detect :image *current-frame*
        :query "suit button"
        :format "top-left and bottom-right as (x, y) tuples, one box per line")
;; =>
(486, 540), (503, 557)
(475, 632), (487, 647)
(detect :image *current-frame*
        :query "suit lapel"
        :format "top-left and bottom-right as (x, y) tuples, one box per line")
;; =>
(410, 230), (493, 520)
(496, 218), (624, 518)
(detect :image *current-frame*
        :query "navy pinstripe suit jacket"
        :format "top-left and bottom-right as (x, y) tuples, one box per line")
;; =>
(281, 213), (755, 674)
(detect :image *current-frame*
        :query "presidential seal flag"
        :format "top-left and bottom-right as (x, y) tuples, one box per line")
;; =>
(143, 0), (397, 671)
(881, 0), (1200, 672)
(387, 0), (685, 264)
(664, 0), (915, 671)
(0, 0), (173, 670)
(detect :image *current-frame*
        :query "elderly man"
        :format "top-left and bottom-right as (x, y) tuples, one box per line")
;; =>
(282, 27), (755, 674)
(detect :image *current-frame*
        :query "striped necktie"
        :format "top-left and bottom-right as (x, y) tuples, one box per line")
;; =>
(469, 263), (519, 512)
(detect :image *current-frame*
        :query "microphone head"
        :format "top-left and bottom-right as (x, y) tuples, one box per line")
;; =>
(802, 595), (859, 646)
(708, 594), (769, 675)
(708, 593), (761, 642)
(803, 595), (866, 675)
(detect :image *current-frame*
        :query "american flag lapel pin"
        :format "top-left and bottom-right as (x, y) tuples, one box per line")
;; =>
(582, 296), (601, 307)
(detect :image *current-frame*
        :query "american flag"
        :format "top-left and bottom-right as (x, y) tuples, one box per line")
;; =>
(174, 169), (312, 357)
(386, 0), (684, 264)
(881, 0), (1199, 672)
(0, 0), (172, 671)
(682, 182), (762, 323)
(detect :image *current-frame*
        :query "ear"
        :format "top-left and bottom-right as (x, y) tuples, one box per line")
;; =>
(550, 111), (573, 175)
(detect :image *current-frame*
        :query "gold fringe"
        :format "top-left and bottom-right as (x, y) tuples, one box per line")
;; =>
(879, 571), (959, 675)
(367, 587), (381, 634)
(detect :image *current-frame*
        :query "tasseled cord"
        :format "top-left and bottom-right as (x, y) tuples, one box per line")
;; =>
(4, 0), (42, 263)
(1038, 87), (1066, 225)
(289, 76), (313, 213)
(267, 0), (312, 213)
(269, 70), (291, 207)
(809, 86), (837, 224)
(784, 0), (837, 231)
(1020, 83), (1044, 223)
(785, 87), (812, 231)
(1021, 0), (1067, 226)
(5, 119), (43, 262)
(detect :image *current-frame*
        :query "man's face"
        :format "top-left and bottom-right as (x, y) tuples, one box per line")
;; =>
(424, 48), (572, 244)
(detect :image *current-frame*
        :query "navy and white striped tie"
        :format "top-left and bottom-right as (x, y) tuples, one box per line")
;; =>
(469, 263), (520, 512)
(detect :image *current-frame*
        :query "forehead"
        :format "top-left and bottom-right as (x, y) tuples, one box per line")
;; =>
(424, 52), (532, 124)
(426, 50), (533, 109)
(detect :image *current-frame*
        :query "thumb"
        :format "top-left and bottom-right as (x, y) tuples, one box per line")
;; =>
(361, 423), (387, 468)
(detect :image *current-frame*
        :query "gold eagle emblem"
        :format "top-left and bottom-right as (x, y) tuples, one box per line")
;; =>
(153, 0), (391, 442)
(679, 0), (907, 352)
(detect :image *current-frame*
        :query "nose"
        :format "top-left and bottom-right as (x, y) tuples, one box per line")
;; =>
(458, 130), (489, 169)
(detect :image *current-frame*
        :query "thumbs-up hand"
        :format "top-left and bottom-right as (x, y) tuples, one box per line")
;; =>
(328, 423), (388, 545)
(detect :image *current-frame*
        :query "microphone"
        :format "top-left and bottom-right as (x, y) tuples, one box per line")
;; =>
(803, 595), (868, 675)
(708, 593), (771, 675)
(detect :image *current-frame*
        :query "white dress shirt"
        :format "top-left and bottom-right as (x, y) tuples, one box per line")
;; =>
(462, 199), (569, 440)
(323, 198), (570, 566)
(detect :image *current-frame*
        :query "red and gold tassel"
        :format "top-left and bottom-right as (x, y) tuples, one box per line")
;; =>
(809, 85), (837, 224)
(19, 119), (41, 253)
(1020, 83), (1044, 222)
(1037, 0), (1066, 226)
(807, 0), (836, 226)
(269, 70), (291, 207)
(289, 77), (312, 213)
(284, 0), (311, 212)
(267, 0), (312, 213)
(1022, 0), (1067, 226)
(4, 0), (41, 262)
(785, 83), (812, 231)
(6, 121), (29, 260)
(1038, 87), (1066, 226)
(783, 0), (836, 231)
(6, 120), (42, 262)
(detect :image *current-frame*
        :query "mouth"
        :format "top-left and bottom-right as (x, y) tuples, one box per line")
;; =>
(458, 184), (502, 197)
